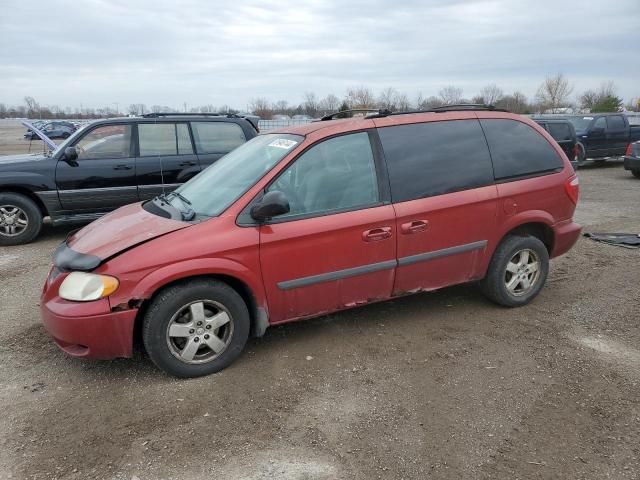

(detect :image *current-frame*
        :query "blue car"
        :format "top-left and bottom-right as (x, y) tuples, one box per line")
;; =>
(25, 121), (76, 140)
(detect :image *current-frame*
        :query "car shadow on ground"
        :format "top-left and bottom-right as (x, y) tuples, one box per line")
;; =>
(24, 282), (495, 382)
(18, 284), (501, 382)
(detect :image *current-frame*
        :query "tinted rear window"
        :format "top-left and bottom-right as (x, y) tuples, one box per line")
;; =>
(480, 119), (563, 180)
(379, 119), (494, 203)
(191, 122), (246, 154)
(546, 123), (572, 141)
(606, 115), (625, 131)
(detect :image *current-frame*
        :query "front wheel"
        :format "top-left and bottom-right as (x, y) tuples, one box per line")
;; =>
(142, 279), (250, 378)
(479, 235), (549, 307)
(631, 169), (640, 179)
(0, 192), (43, 246)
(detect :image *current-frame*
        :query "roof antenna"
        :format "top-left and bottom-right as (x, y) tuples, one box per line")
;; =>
(155, 116), (166, 196)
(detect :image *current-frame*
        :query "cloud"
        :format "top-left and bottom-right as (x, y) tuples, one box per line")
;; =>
(0, 0), (638, 109)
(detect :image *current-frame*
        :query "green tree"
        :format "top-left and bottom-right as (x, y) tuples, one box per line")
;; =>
(337, 101), (350, 118)
(591, 95), (623, 113)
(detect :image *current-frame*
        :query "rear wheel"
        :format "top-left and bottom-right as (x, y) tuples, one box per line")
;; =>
(479, 235), (549, 307)
(142, 279), (250, 378)
(0, 192), (43, 246)
(575, 143), (586, 168)
(631, 169), (640, 179)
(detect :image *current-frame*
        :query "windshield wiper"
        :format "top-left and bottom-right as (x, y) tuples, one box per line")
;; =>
(152, 192), (195, 221)
(168, 191), (192, 205)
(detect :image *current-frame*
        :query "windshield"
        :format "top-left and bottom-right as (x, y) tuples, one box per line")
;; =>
(566, 116), (593, 131)
(51, 127), (85, 156)
(168, 134), (303, 217)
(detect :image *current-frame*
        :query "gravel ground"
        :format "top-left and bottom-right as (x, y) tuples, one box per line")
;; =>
(0, 123), (639, 479)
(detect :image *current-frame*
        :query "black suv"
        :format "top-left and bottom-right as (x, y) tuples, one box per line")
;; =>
(532, 117), (578, 168)
(0, 113), (258, 245)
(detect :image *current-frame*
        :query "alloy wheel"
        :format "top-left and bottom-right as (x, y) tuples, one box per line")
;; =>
(0, 205), (29, 237)
(504, 248), (541, 297)
(165, 300), (234, 364)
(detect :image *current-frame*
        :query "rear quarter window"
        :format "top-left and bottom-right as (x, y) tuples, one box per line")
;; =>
(480, 119), (564, 180)
(546, 123), (572, 141)
(191, 122), (246, 154)
(379, 119), (494, 203)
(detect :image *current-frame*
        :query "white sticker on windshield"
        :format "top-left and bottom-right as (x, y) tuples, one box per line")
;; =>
(583, 117), (593, 120)
(269, 139), (298, 149)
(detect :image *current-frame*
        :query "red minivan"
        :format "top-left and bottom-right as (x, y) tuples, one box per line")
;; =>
(41, 106), (582, 377)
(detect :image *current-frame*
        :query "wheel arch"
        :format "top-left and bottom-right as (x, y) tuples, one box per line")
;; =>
(504, 221), (555, 254)
(0, 186), (49, 217)
(131, 273), (269, 354)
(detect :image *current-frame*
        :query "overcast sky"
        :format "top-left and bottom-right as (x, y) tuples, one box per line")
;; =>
(1, 0), (638, 111)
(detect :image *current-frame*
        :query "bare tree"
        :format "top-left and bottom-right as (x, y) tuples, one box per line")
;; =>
(395, 93), (411, 111)
(580, 81), (619, 112)
(346, 86), (376, 109)
(438, 86), (463, 105)
(579, 89), (598, 111)
(318, 94), (340, 114)
(378, 87), (399, 110)
(24, 96), (40, 117)
(478, 84), (504, 105)
(417, 95), (443, 109)
(496, 91), (529, 113)
(249, 98), (272, 119)
(273, 100), (289, 115)
(302, 92), (318, 117)
(535, 73), (573, 113)
(127, 104), (147, 115)
(0, 103), (7, 118)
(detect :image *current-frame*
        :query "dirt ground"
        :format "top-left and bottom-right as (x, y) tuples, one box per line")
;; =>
(0, 119), (59, 156)
(0, 119), (639, 479)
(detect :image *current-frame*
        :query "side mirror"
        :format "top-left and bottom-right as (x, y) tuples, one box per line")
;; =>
(64, 147), (78, 166)
(250, 190), (290, 222)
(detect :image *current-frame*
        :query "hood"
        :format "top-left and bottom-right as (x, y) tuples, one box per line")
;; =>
(57, 203), (190, 270)
(0, 153), (47, 165)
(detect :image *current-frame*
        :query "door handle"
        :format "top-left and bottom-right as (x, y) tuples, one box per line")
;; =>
(113, 164), (132, 170)
(362, 227), (392, 242)
(179, 161), (197, 167)
(401, 220), (429, 234)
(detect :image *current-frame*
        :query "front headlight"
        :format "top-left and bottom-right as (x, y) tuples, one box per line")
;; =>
(59, 272), (119, 302)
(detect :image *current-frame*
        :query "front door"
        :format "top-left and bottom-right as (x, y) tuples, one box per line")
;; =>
(135, 122), (201, 200)
(56, 124), (137, 212)
(588, 116), (608, 157)
(258, 131), (396, 323)
(374, 118), (498, 293)
(606, 115), (628, 156)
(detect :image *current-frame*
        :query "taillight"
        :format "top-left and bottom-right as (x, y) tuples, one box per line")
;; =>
(625, 143), (632, 156)
(564, 176), (579, 205)
(573, 144), (580, 160)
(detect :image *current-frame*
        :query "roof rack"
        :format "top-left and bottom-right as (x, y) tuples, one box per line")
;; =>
(318, 104), (509, 122)
(366, 104), (510, 118)
(141, 112), (242, 118)
(319, 109), (392, 121)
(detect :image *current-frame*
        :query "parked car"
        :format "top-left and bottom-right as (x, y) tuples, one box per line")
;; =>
(623, 140), (640, 178)
(565, 113), (640, 166)
(40, 105), (582, 378)
(0, 113), (258, 245)
(533, 117), (578, 168)
(25, 120), (76, 140)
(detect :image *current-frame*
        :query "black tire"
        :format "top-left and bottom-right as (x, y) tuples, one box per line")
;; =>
(575, 143), (586, 168)
(142, 279), (250, 378)
(0, 192), (43, 246)
(631, 169), (640, 179)
(479, 235), (549, 307)
(62, 132), (71, 139)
